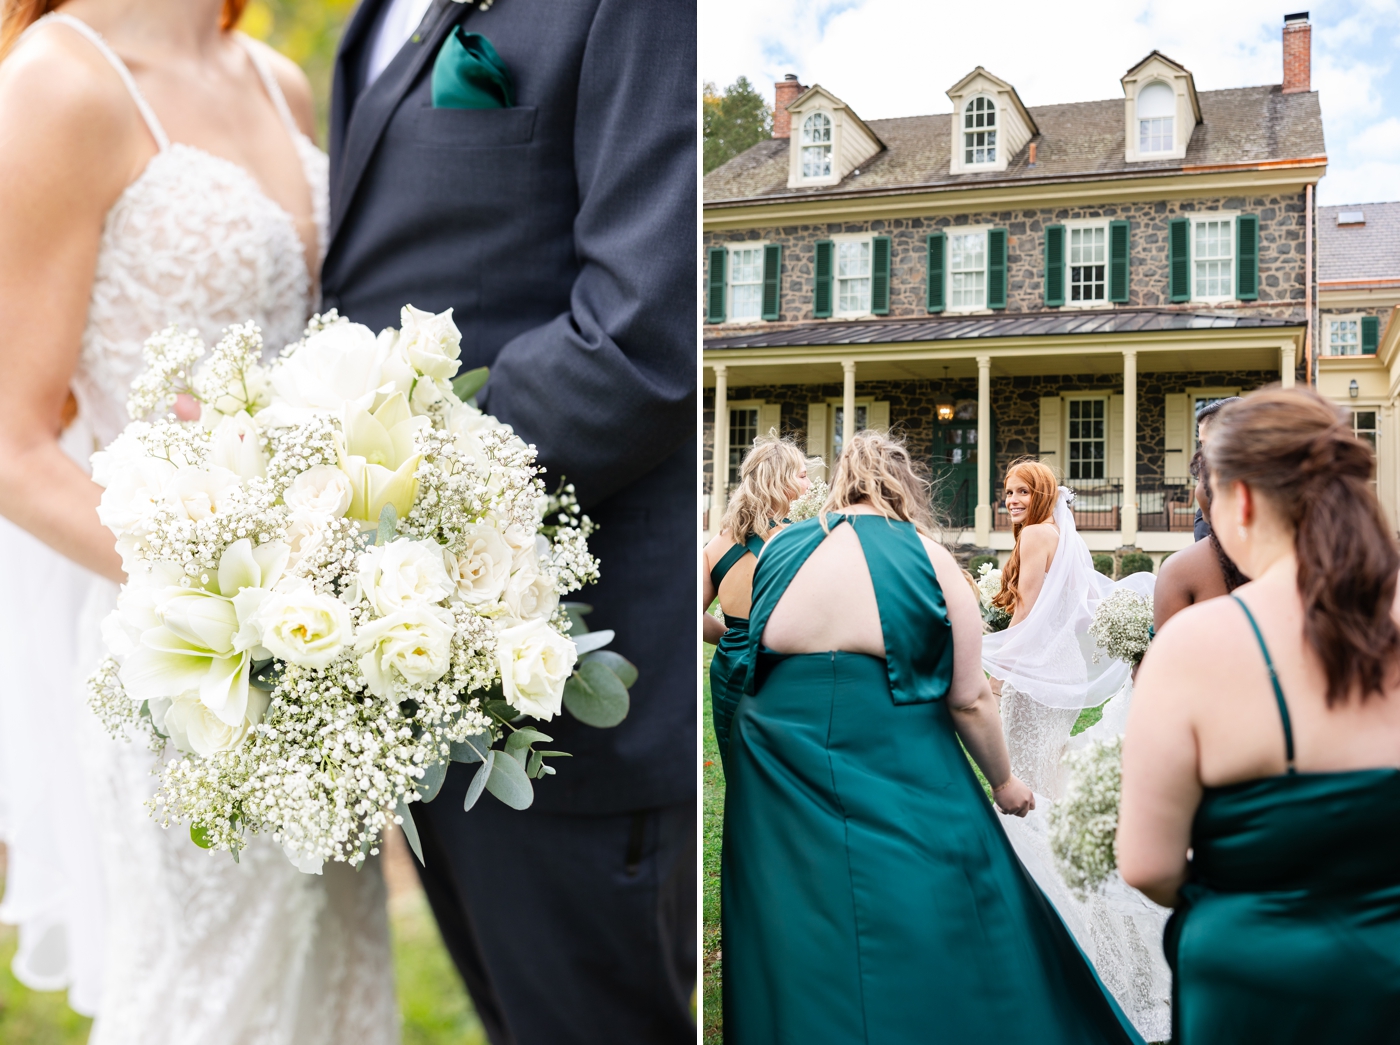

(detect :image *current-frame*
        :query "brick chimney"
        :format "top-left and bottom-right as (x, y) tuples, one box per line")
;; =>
(1283, 12), (1311, 93)
(772, 74), (806, 139)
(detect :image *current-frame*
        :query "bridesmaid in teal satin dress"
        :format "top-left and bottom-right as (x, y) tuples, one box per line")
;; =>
(722, 431), (1143, 1044)
(1121, 388), (1400, 1044)
(703, 437), (809, 765)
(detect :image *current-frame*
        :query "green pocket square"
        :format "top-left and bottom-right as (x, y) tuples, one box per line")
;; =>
(432, 29), (514, 110)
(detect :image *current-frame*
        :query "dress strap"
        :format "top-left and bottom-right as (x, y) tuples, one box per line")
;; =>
(24, 13), (170, 151)
(1231, 594), (1297, 772)
(235, 34), (303, 141)
(708, 533), (766, 590)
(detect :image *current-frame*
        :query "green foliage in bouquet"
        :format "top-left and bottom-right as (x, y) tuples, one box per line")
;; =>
(1048, 736), (1123, 899)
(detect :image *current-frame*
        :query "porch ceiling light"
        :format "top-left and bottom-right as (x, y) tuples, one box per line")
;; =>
(1350, 379), (1360, 399)
(935, 395), (956, 423)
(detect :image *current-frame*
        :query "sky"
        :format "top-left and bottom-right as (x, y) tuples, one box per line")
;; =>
(700, 0), (1400, 206)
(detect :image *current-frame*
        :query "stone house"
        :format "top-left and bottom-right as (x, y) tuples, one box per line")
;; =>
(702, 13), (1324, 559)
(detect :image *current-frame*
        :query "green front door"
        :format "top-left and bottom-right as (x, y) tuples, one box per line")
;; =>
(931, 407), (990, 529)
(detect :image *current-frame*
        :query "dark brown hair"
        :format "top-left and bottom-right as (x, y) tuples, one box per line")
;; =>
(1, 0), (248, 61)
(1206, 387), (1400, 705)
(993, 458), (1059, 613)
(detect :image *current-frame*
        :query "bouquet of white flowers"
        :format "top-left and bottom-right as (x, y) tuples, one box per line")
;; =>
(1048, 736), (1123, 898)
(975, 561), (1011, 632)
(1088, 588), (1153, 666)
(87, 306), (634, 873)
(787, 476), (829, 522)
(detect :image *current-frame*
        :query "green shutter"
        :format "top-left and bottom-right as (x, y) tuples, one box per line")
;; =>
(871, 236), (891, 315)
(814, 240), (834, 318)
(1363, 315), (1380, 355)
(761, 244), (782, 321)
(1044, 224), (1065, 307)
(926, 232), (945, 313)
(1169, 217), (1190, 303)
(706, 247), (726, 323)
(1109, 219), (1131, 303)
(988, 227), (1007, 310)
(1235, 215), (1259, 301)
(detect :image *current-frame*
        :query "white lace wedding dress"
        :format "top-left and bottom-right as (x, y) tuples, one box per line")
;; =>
(984, 490), (1171, 1041)
(0, 14), (398, 1043)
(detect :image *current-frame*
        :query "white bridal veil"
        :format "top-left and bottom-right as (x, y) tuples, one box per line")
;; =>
(982, 487), (1155, 709)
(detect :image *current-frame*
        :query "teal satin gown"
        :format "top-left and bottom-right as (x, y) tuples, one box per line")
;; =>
(1166, 596), (1400, 1044)
(708, 533), (765, 765)
(721, 514), (1143, 1044)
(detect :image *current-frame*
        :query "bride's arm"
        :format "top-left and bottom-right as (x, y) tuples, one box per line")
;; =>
(0, 34), (149, 582)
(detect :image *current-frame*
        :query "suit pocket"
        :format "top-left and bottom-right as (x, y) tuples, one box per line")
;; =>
(403, 105), (537, 148)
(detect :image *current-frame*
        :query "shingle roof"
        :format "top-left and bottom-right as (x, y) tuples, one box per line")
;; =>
(704, 86), (1325, 205)
(704, 310), (1300, 350)
(1318, 202), (1400, 283)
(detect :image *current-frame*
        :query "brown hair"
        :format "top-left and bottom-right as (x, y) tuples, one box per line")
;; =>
(1, 0), (248, 60)
(1206, 387), (1400, 705)
(992, 458), (1060, 613)
(718, 434), (807, 545)
(821, 429), (936, 536)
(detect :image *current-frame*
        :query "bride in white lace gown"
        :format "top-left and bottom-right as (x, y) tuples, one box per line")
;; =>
(982, 460), (1170, 1042)
(0, 5), (397, 1041)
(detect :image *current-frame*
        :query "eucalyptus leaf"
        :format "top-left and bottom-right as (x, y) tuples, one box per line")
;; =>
(190, 823), (213, 850)
(452, 366), (490, 403)
(486, 699), (521, 722)
(377, 503), (398, 546)
(449, 733), (490, 763)
(581, 650), (639, 689)
(415, 759), (448, 803)
(563, 659), (630, 728)
(484, 746), (534, 809)
(561, 602), (593, 636)
(504, 728), (552, 764)
(395, 797), (425, 866)
(571, 629), (615, 656)
(463, 751), (494, 811)
(526, 750), (543, 778)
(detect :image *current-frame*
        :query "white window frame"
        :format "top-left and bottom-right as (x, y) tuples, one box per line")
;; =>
(1063, 219), (1110, 309)
(831, 234), (874, 318)
(725, 400), (764, 486)
(1326, 314), (1365, 357)
(944, 225), (992, 314)
(726, 242), (768, 325)
(1136, 80), (1175, 155)
(1187, 386), (1243, 461)
(962, 95), (998, 167)
(1190, 212), (1238, 304)
(1064, 394), (1109, 482)
(799, 111), (834, 182)
(818, 396), (890, 463)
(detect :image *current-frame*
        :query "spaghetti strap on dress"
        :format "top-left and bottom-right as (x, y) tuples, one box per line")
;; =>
(707, 533), (764, 765)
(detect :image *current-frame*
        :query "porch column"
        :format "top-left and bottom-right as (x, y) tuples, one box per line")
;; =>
(1280, 343), (1296, 389)
(976, 355), (992, 546)
(842, 359), (857, 456)
(712, 364), (728, 533)
(1122, 349), (1139, 546)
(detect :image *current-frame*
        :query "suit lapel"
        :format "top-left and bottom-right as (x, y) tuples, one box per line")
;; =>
(328, 0), (387, 174)
(329, 0), (467, 245)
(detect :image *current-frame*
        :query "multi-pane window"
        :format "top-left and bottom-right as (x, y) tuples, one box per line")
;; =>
(727, 408), (758, 485)
(801, 113), (832, 179)
(1137, 81), (1174, 153)
(832, 404), (868, 459)
(1070, 226), (1106, 302)
(949, 231), (987, 308)
(728, 246), (763, 321)
(963, 97), (997, 165)
(1329, 319), (1361, 356)
(837, 240), (872, 314)
(1067, 398), (1106, 480)
(1353, 409), (1378, 451)
(1194, 219), (1233, 299)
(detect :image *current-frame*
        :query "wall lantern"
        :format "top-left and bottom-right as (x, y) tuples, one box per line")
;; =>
(1350, 379), (1360, 399)
(936, 397), (956, 423)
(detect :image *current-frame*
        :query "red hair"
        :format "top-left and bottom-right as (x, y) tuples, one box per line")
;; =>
(992, 458), (1059, 614)
(1, 0), (247, 60)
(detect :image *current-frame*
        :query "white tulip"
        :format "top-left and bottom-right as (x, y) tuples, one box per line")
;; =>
(443, 525), (512, 606)
(208, 412), (267, 480)
(358, 538), (454, 616)
(355, 605), (456, 697)
(284, 464), (354, 518)
(496, 618), (575, 721)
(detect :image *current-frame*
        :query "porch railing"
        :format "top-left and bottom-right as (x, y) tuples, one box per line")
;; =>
(993, 479), (1196, 533)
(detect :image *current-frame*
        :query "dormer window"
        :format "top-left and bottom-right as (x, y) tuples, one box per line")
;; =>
(801, 113), (833, 179)
(963, 97), (997, 165)
(1137, 81), (1174, 154)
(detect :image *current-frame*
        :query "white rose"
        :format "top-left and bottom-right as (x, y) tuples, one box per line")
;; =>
(96, 456), (175, 536)
(397, 305), (462, 382)
(164, 465), (242, 522)
(503, 561), (559, 622)
(443, 525), (512, 606)
(261, 320), (392, 425)
(90, 425), (153, 488)
(162, 687), (269, 757)
(355, 605), (455, 697)
(358, 538), (454, 616)
(253, 581), (354, 669)
(208, 412), (266, 480)
(283, 509), (329, 568)
(496, 618), (575, 721)
(284, 465), (354, 517)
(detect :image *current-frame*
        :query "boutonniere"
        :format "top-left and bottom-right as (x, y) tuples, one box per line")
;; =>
(451, 0), (498, 10)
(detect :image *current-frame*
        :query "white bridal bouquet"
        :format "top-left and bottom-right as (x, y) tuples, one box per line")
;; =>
(1088, 588), (1153, 666)
(787, 475), (829, 522)
(1048, 737), (1123, 898)
(975, 561), (1011, 632)
(87, 307), (635, 873)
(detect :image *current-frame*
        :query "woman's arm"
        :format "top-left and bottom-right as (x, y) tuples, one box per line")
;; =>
(1009, 524), (1057, 625)
(924, 537), (1033, 816)
(701, 538), (726, 644)
(0, 34), (145, 582)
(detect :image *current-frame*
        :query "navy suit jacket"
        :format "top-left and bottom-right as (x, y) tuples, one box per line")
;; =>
(323, 0), (697, 814)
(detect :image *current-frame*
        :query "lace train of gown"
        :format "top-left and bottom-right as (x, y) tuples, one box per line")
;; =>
(998, 682), (1172, 1042)
(0, 14), (397, 1042)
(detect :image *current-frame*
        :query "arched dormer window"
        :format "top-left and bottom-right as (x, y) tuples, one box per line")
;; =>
(963, 96), (997, 165)
(1137, 81), (1174, 154)
(801, 112), (833, 179)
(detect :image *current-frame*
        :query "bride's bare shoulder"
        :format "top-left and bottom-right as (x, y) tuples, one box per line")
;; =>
(1018, 521), (1058, 549)
(239, 36), (315, 140)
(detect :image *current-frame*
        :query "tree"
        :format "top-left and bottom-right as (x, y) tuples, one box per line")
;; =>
(703, 77), (772, 173)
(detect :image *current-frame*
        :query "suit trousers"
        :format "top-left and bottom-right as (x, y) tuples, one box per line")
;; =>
(411, 767), (696, 1044)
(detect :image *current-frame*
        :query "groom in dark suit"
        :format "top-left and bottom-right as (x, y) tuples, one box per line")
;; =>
(320, 1), (697, 1041)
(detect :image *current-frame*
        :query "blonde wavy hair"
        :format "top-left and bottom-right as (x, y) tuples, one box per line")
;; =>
(718, 434), (809, 544)
(821, 429), (936, 536)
